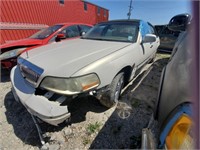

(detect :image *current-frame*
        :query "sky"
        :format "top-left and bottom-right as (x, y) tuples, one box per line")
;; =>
(87, 0), (192, 25)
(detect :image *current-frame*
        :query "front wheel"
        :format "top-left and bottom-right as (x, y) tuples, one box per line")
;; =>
(98, 72), (124, 108)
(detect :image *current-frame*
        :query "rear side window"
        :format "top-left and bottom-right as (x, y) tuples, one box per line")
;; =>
(148, 24), (156, 34)
(148, 23), (159, 36)
(60, 25), (80, 38)
(79, 25), (92, 33)
(139, 21), (157, 38)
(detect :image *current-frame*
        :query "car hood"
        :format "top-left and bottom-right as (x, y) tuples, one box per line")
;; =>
(20, 39), (131, 77)
(0, 38), (43, 49)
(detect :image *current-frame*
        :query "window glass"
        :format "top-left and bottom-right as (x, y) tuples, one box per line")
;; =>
(140, 22), (149, 38)
(162, 27), (173, 34)
(161, 27), (180, 37)
(29, 25), (63, 39)
(104, 10), (106, 17)
(82, 22), (139, 43)
(97, 7), (100, 15)
(79, 25), (92, 33)
(148, 24), (156, 35)
(59, 0), (64, 5)
(140, 21), (156, 38)
(61, 25), (80, 38)
(84, 2), (87, 11)
(155, 25), (164, 34)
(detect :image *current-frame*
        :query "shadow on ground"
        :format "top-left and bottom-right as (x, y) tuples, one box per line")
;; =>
(4, 91), (41, 146)
(4, 92), (108, 147)
(0, 68), (10, 82)
(3, 56), (169, 148)
(89, 57), (169, 149)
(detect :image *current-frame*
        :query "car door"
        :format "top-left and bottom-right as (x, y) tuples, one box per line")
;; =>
(78, 25), (92, 35)
(159, 26), (179, 50)
(62, 25), (80, 38)
(148, 23), (160, 52)
(139, 21), (159, 62)
(48, 25), (80, 43)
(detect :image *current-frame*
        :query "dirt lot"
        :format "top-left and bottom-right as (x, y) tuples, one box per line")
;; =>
(0, 53), (170, 150)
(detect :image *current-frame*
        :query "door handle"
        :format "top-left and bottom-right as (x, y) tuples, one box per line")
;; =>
(150, 45), (153, 48)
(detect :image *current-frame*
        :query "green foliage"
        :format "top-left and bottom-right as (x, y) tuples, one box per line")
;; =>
(86, 122), (101, 135)
(82, 137), (91, 146)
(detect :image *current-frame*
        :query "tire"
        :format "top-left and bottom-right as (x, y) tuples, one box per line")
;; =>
(98, 72), (124, 108)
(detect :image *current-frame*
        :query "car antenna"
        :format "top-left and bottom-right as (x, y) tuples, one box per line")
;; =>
(26, 50), (29, 58)
(127, 0), (133, 20)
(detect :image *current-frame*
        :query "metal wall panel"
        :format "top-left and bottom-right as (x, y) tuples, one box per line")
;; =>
(0, 0), (109, 44)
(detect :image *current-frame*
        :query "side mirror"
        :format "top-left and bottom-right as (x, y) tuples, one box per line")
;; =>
(168, 13), (191, 32)
(142, 34), (156, 43)
(81, 31), (86, 36)
(56, 33), (66, 39)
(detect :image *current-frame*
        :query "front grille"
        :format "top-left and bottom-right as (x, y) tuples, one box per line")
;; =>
(20, 65), (39, 83)
(18, 57), (44, 86)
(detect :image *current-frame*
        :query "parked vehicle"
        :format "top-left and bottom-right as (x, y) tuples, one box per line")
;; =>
(155, 13), (190, 53)
(157, 25), (180, 52)
(141, 14), (194, 149)
(0, 23), (92, 69)
(10, 19), (160, 126)
(155, 25), (165, 34)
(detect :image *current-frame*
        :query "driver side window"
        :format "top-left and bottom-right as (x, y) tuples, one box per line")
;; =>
(49, 25), (80, 43)
(62, 25), (80, 38)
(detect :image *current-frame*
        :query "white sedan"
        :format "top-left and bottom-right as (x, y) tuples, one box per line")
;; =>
(11, 20), (160, 126)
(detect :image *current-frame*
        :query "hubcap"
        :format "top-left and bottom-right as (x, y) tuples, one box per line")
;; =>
(114, 76), (124, 102)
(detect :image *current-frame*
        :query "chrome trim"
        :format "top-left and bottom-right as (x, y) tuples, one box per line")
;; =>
(18, 57), (44, 86)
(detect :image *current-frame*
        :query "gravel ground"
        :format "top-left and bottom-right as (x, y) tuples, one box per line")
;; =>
(0, 53), (170, 149)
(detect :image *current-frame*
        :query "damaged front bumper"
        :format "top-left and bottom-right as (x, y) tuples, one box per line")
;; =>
(10, 66), (71, 126)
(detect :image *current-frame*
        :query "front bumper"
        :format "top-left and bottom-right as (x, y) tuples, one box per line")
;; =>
(10, 66), (70, 126)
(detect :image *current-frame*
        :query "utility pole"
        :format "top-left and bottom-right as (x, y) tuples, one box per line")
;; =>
(127, 0), (133, 20)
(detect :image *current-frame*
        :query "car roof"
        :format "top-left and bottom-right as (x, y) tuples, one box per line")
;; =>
(55, 23), (93, 26)
(99, 19), (141, 24)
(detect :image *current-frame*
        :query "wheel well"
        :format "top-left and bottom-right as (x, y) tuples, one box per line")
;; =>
(117, 66), (133, 85)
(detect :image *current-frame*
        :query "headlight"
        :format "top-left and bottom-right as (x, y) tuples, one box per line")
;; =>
(165, 114), (194, 149)
(40, 74), (100, 95)
(0, 47), (27, 61)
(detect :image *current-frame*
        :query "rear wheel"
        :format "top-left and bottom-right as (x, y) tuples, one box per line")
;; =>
(98, 72), (124, 108)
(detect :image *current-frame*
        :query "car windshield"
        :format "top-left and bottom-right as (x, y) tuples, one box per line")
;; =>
(82, 22), (138, 43)
(29, 25), (64, 39)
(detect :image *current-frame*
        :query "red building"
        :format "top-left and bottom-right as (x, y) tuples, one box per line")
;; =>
(0, 0), (109, 44)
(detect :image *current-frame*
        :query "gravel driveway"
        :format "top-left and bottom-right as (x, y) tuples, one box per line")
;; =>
(0, 53), (170, 150)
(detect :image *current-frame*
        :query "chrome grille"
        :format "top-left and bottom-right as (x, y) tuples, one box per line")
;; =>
(20, 65), (39, 83)
(18, 57), (44, 86)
